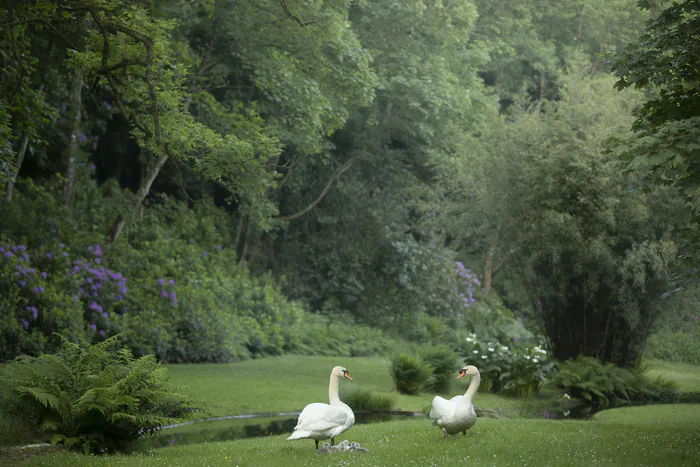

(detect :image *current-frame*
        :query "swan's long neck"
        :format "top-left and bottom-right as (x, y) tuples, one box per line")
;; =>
(463, 371), (481, 403)
(329, 373), (341, 404)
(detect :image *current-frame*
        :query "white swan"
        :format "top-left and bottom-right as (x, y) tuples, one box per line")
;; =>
(428, 365), (480, 439)
(286, 366), (355, 449)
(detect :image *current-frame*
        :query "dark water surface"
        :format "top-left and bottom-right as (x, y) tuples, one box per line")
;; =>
(138, 410), (422, 449)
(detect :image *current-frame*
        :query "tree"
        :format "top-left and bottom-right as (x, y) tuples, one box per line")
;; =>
(612, 0), (700, 258)
(439, 59), (679, 366)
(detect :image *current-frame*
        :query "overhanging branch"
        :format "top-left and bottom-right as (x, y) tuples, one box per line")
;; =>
(278, 157), (359, 221)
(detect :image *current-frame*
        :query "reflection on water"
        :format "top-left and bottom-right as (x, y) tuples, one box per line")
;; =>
(138, 411), (422, 449)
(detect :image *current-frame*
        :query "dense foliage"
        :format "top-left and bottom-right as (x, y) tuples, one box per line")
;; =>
(1, 0), (697, 373)
(0, 336), (197, 453)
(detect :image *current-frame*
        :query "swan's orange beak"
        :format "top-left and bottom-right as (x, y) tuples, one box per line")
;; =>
(457, 369), (466, 379)
(342, 370), (353, 380)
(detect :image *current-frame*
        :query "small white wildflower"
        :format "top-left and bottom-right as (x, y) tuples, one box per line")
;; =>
(466, 337), (473, 342)
(488, 347), (495, 352)
(501, 346), (509, 351)
(533, 358), (539, 363)
(525, 355), (531, 360)
(472, 350), (479, 354)
(481, 355), (487, 359)
(563, 393), (571, 400)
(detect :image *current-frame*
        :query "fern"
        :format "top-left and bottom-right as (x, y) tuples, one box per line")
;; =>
(548, 356), (679, 407)
(0, 335), (198, 454)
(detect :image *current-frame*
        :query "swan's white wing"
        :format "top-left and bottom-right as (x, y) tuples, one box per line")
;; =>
(428, 395), (455, 420)
(449, 395), (463, 403)
(294, 403), (349, 432)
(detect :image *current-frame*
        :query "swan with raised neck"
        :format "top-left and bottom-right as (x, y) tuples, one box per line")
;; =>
(428, 365), (481, 439)
(287, 365), (355, 450)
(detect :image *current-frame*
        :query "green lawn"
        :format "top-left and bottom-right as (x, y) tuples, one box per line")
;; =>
(644, 359), (700, 392)
(165, 355), (560, 418)
(20, 409), (700, 467)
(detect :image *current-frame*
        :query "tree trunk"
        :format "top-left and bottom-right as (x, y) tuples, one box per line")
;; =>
(483, 245), (495, 296)
(63, 67), (84, 205)
(105, 153), (168, 244)
(4, 134), (29, 202)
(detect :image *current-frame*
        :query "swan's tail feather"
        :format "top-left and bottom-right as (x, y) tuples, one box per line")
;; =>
(286, 430), (311, 440)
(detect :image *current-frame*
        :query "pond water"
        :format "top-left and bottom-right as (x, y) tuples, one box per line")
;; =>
(138, 403), (611, 449)
(138, 410), (423, 449)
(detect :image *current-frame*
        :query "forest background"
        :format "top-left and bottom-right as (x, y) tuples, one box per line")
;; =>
(1, 0), (699, 373)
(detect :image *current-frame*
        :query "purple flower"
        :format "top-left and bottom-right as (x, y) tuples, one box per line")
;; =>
(4, 251), (12, 258)
(72, 294), (79, 302)
(169, 292), (176, 301)
(111, 272), (122, 280)
(17, 245), (26, 252)
(59, 243), (65, 248)
(168, 279), (175, 286)
(216, 245), (222, 250)
(90, 164), (96, 171)
(161, 291), (168, 298)
(46, 253), (53, 259)
(89, 323), (97, 331)
(86, 277), (93, 283)
(19, 280), (26, 287)
(38, 286), (44, 293)
(22, 319), (29, 329)
(202, 251), (208, 258)
(95, 258), (101, 264)
(78, 132), (88, 143)
(0, 247), (4, 252)
(40, 271), (47, 279)
(89, 301), (103, 313)
(115, 295), (122, 301)
(158, 278), (165, 286)
(63, 252), (69, 257)
(73, 266), (80, 273)
(120, 286), (127, 294)
(102, 311), (109, 319)
(99, 330), (105, 337)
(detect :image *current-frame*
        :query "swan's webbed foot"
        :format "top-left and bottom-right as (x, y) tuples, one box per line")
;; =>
(331, 437), (335, 446)
(315, 440), (319, 450)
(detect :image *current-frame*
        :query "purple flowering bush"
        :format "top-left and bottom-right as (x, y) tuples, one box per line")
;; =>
(0, 240), (84, 360)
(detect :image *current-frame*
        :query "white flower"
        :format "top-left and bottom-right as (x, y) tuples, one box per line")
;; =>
(481, 355), (487, 359)
(532, 358), (539, 363)
(472, 350), (479, 354)
(501, 346), (509, 351)
(563, 393), (571, 400)
(488, 347), (495, 352)
(466, 337), (474, 342)
(538, 348), (548, 355)
(525, 355), (531, 360)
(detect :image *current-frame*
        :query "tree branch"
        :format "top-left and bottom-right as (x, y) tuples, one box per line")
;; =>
(280, 0), (315, 27)
(278, 157), (359, 221)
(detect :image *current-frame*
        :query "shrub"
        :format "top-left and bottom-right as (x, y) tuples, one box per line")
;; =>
(548, 356), (678, 407)
(343, 388), (395, 412)
(390, 354), (433, 395)
(0, 336), (197, 454)
(456, 333), (555, 396)
(421, 346), (459, 394)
